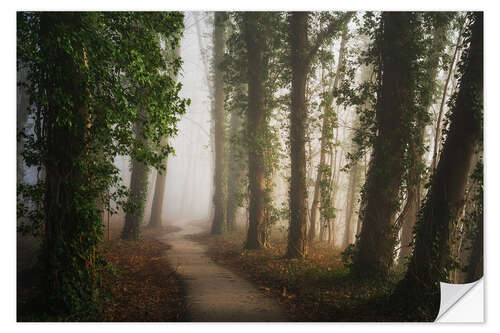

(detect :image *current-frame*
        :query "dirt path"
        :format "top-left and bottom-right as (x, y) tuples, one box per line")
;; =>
(158, 222), (287, 322)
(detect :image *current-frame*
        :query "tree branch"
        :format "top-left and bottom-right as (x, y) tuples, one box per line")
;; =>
(306, 12), (355, 67)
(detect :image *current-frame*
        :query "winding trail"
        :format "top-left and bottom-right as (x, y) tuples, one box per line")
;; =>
(157, 222), (287, 322)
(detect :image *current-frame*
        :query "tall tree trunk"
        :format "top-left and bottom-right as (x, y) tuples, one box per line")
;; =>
(286, 12), (309, 258)
(397, 19), (449, 265)
(244, 12), (267, 249)
(39, 12), (97, 313)
(122, 122), (150, 241)
(210, 12), (227, 235)
(319, 128), (339, 242)
(226, 85), (246, 232)
(286, 11), (353, 257)
(309, 25), (349, 244)
(397, 12), (483, 304)
(355, 151), (370, 237)
(352, 12), (416, 278)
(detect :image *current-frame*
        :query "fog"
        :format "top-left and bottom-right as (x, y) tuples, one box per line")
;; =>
(163, 12), (214, 221)
(17, 11), (461, 242)
(110, 12), (214, 227)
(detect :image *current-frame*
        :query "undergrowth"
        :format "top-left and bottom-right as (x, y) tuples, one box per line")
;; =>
(191, 226), (436, 322)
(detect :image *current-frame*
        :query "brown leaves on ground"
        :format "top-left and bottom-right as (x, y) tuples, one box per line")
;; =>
(191, 226), (406, 322)
(99, 226), (187, 322)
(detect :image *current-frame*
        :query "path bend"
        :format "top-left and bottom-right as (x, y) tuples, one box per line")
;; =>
(158, 222), (288, 322)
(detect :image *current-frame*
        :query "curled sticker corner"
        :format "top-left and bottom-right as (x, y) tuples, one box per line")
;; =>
(435, 278), (483, 322)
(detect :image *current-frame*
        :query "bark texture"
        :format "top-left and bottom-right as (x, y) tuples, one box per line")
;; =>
(244, 12), (267, 249)
(286, 12), (309, 258)
(122, 126), (150, 241)
(211, 12), (227, 235)
(226, 87), (246, 232)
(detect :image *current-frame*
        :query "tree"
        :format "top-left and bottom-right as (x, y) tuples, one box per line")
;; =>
(225, 84), (246, 232)
(309, 23), (350, 244)
(397, 13), (452, 265)
(122, 121), (151, 240)
(431, 18), (467, 173)
(286, 12), (353, 258)
(148, 46), (182, 229)
(243, 12), (268, 248)
(351, 12), (420, 277)
(396, 12), (483, 305)
(211, 12), (227, 235)
(17, 12), (187, 315)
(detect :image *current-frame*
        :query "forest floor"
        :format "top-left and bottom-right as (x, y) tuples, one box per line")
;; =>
(98, 224), (187, 321)
(188, 221), (433, 322)
(17, 222), (187, 322)
(161, 219), (287, 321)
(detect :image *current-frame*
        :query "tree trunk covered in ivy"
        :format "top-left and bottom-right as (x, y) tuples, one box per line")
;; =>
(211, 12), (227, 235)
(226, 87), (246, 232)
(352, 12), (416, 277)
(286, 12), (309, 258)
(452, 154), (481, 283)
(319, 127), (339, 243)
(398, 17), (450, 265)
(309, 25), (348, 244)
(466, 162), (483, 282)
(286, 11), (352, 257)
(244, 12), (267, 249)
(355, 151), (371, 238)
(18, 11), (187, 318)
(122, 121), (150, 241)
(39, 12), (100, 313)
(467, 212), (483, 282)
(396, 12), (483, 305)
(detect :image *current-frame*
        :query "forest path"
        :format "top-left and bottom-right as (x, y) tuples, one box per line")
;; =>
(157, 221), (287, 322)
